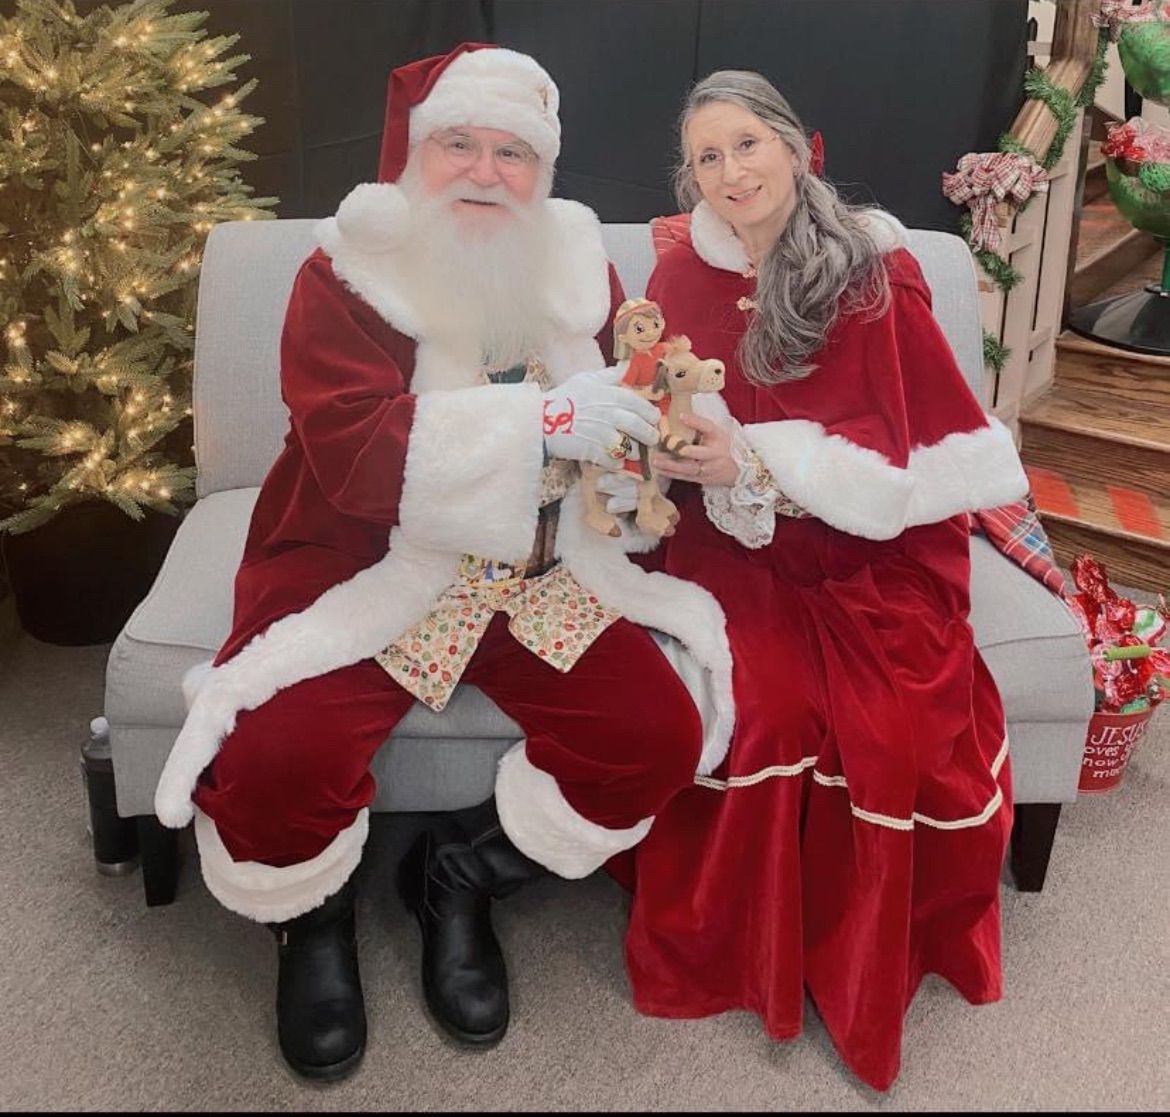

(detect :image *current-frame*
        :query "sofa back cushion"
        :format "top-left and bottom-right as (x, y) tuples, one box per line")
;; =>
(193, 219), (984, 496)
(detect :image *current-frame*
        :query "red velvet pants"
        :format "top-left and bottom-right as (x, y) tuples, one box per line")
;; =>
(192, 613), (703, 868)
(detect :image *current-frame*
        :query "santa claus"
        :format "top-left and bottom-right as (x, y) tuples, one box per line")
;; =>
(152, 43), (734, 1081)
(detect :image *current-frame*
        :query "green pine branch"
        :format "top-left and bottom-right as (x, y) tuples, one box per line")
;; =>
(0, 0), (276, 533)
(948, 27), (1111, 382)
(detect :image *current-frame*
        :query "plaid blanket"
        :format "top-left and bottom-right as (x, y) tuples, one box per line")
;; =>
(970, 500), (1066, 596)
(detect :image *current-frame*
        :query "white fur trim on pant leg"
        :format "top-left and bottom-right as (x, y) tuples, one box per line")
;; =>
(495, 744), (652, 879)
(193, 807), (369, 924)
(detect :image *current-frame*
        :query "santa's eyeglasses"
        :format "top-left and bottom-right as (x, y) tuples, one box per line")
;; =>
(427, 130), (540, 175)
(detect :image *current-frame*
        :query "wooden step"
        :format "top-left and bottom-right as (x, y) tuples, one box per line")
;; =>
(1022, 380), (1170, 454)
(1021, 419), (1169, 501)
(1070, 226), (1162, 306)
(1053, 333), (1170, 399)
(1023, 465), (1170, 591)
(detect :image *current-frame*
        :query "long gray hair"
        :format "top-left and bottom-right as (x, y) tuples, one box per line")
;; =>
(674, 71), (890, 384)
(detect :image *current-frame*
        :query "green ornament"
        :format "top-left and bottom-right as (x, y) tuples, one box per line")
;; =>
(1118, 20), (1170, 107)
(1106, 157), (1170, 239)
(1139, 161), (1170, 193)
(1117, 696), (1152, 715)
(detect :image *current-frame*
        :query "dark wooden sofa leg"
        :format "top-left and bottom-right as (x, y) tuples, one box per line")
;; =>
(1010, 802), (1062, 892)
(136, 816), (180, 906)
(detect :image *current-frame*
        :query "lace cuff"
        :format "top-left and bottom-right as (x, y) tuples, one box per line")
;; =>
(701, 425), (809, 549)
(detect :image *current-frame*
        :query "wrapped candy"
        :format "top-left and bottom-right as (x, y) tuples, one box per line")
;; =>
(1067, 555), (1170, 713)
(1100, 117), (1170, 167)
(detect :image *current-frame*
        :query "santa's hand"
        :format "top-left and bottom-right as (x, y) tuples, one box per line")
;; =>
(595, 469), (639, 513)
(559, 364), (626, 388)
(542, 379), (660, 470)
(596, 468), (672, 513)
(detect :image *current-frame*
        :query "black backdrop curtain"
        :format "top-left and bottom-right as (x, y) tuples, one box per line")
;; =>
(24, 0), (1028, 229)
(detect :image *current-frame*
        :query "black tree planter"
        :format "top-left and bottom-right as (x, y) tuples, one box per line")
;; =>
(1, 501), (179, 645)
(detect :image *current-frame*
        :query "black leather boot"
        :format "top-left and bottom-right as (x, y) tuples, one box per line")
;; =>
(270, 878), (366, 1080)
(397, 797), (545, 1046)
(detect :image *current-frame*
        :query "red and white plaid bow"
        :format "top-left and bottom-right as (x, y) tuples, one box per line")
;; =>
(1091, 0), (1157, 42)
(941, 151), (1048, 254)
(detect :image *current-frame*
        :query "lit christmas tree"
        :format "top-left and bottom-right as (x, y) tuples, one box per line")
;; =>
(0, 0), (275, 534)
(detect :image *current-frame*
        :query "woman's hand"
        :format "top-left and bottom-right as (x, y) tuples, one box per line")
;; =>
(651, 413), (738, 486)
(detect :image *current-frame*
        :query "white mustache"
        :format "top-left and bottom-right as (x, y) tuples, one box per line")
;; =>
(440, 183), (523, 214)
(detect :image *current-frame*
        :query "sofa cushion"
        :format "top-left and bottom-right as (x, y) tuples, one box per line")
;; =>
(969, 535), (1094, 724)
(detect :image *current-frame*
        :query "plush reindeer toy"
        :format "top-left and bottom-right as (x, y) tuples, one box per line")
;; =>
(580, 298), (725, 539)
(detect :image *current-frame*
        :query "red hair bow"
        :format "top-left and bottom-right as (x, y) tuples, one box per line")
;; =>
(809, 130), (825, 177)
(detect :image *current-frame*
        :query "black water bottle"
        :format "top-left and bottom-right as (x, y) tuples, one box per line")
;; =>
(80, 716), (139, 874)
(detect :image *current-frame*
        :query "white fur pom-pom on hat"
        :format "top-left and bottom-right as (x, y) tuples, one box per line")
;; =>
(335, 182), (412, 252)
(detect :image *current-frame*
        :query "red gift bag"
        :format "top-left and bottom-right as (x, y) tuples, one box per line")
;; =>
(1079, 707), (1155, 793)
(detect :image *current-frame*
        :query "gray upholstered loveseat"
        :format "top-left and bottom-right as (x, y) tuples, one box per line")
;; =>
(104, 218), (1095, 906)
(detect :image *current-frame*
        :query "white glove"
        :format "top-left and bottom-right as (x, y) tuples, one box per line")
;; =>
(542, 371), (660, 471)
(596, 467), (671, 513)
(564, 364), (627, 388)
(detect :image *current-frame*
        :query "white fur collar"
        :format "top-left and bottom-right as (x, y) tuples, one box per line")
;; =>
(688, 199), (909, 274)
(315, 185), (610, 340)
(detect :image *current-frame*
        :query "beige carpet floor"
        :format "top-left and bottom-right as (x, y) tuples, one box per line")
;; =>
(0, 616), (1167, 1111)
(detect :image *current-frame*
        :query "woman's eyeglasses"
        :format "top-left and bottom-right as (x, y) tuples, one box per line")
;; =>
(691, 132), (782, 179)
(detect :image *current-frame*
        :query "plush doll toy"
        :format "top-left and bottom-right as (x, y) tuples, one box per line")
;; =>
(580, 298), (725, 539)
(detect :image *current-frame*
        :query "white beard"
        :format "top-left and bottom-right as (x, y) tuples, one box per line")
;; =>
(395, 163), (558, 368)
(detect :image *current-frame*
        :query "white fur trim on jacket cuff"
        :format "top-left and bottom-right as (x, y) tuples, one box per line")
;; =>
(741, 416), (1026, 541)
(194, 807), (368, 923)
(495, 744), (652, 879)
(399, 383), (546, 562)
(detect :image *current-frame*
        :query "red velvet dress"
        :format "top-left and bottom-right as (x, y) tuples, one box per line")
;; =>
(622, 236), (1020, 1091)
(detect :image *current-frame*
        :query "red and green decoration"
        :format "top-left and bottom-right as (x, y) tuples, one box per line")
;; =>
(1066, 555), (1169, 714)
(1100, 115), (1170, 254)
(942, 6), (1111, 378)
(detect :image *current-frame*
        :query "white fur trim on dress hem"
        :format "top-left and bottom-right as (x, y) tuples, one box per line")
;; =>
(194, 806), (368, 923)
(495, 744), (651, 878)
(399, 383), (545, 562)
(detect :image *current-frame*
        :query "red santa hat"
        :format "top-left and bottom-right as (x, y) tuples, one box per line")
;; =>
(379, 43), (561, 181)
(336, 43), (562, 251)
